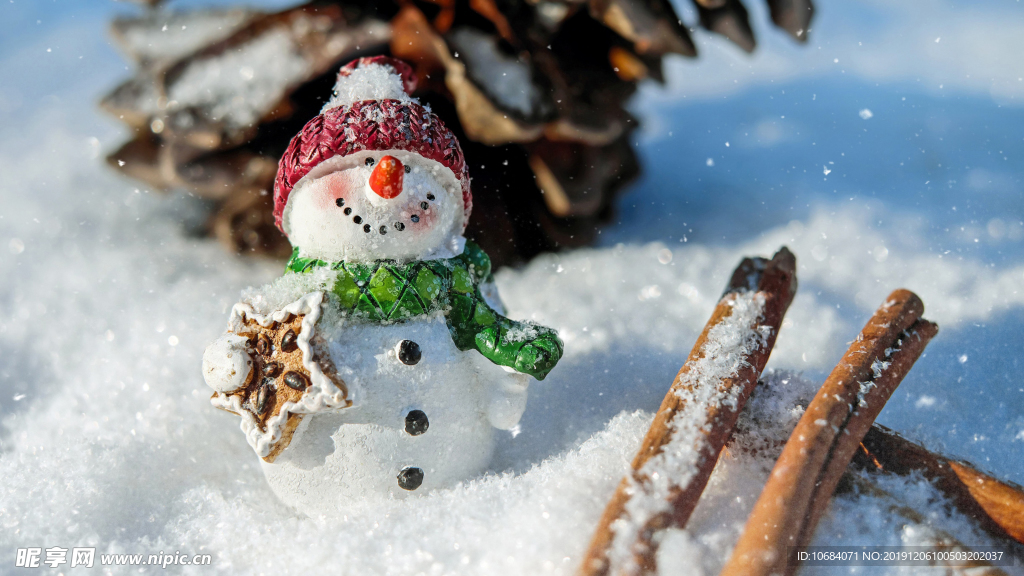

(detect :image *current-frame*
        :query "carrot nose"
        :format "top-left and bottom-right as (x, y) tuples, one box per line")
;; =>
(368, 156), (404, 199)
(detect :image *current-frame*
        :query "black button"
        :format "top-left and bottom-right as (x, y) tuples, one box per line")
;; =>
(404, 410), (429, 436)
(397, 466), (424, 490)
(335, 197), (344, 207)
(397, 340), (421, 365)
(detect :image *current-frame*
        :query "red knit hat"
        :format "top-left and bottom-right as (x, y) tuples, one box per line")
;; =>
(273, 56), (471, 235)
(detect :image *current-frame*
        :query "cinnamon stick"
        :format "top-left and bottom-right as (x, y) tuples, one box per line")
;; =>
(578, 247), (797, 576)
(855, 425), (1024, 546)
(720, 290), (938, 576)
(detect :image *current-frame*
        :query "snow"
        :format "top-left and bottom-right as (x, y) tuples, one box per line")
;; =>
(113, 9), (253, 65)
(321, 63), (413, 112)
(239, 266), (338, 316)
(448, 27), (542, 117)
(1, 0), (1023, 574)
(503, 322), (540, 343)
(168, 27), (311, 128)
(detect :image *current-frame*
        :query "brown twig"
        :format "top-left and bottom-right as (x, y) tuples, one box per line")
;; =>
(719, 289), (938, 576)
(578, 247), (797, 576)
(855, 425), (1024, 546)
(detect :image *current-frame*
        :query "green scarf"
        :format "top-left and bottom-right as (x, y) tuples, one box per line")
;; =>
(285, 241), (562, 380)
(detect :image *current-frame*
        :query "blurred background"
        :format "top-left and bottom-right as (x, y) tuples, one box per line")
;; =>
(84, 0), (815, 267)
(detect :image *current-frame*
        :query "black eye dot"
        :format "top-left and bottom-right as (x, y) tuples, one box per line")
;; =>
(404, 165), (411, 174)
(426, 193), (435, 201)
(363, 224), (371, 233)
(379, 225), (387, 235)
(397, 340), (421, 365)
(353, 215), (362, 224)
(365, 157), (375, 166)
(344, 207), (352, 215)
(397, 466), (423, 491)
(335, 197), (345, 207)
(404, 410), (429, 436)
(410, 215), (420, 223)
(394, 222), (405, 231)
(420, 201), (429, 210)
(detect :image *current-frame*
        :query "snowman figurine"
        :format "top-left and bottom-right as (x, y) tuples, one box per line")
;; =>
(202, 56), (562, 514)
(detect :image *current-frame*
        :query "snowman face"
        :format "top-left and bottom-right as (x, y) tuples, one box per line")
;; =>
(284, 150), (464, 263)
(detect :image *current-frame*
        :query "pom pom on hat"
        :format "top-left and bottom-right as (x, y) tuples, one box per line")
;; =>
(338, 56), (418, 93)
(321, 56), (419, 112)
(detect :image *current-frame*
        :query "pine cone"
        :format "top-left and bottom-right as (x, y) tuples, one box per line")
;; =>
(101, 0), (812, 265)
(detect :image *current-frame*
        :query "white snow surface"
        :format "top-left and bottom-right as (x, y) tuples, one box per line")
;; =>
(1, 1), (1023, 574)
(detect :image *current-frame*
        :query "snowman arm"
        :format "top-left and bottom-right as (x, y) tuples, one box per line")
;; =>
(483, 317), (563, 380)
(448, 241), (563, 379)
(485, 368), (530, 430)
(202, 333), (253, 393)
(447, 297), (563, 380)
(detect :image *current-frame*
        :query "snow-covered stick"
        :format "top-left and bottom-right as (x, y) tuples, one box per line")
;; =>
(720, 289), (938, 576)
(856, 425), (1024, 546)
(578, 247), (798, 576)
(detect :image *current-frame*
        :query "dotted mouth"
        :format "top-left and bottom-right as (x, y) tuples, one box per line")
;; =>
(337, 192), (439, 235)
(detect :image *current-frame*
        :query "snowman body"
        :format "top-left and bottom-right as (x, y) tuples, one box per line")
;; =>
(262, 314), (499, 510)
(202, 57), (561, 515)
